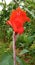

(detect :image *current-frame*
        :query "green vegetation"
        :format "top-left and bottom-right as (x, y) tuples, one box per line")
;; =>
(0, 0), (35, 65)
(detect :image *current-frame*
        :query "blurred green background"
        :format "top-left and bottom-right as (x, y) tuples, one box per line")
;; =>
(0, 0), (35, 65)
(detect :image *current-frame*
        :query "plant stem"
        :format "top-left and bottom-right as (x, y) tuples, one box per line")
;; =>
(13, 31), (16, 65)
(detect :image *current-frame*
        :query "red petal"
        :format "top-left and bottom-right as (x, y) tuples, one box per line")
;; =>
(6, 20), (12, 27)
(17, 27), (24, 34)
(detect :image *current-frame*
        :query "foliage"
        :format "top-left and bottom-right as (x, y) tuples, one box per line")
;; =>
(0, 0), (35, 65)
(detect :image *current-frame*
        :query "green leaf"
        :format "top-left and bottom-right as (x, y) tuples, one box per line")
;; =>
(23, 34), (34, 43)
(16, 56), (29, 65)
(0, 52), (13, 65)
(19, 49), (29, 56)
(30, 43), (35, 49)
(24, 8), (35, 18)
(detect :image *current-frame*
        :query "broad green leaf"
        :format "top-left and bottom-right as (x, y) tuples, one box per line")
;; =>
(0, 52), (13, 65)
(19, 49), (29, 56)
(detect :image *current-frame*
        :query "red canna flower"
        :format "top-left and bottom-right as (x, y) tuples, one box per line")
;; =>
(6, 7), (30, 34)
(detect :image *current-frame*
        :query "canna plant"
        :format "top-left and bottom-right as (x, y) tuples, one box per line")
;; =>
(6, 7), (30, 65)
